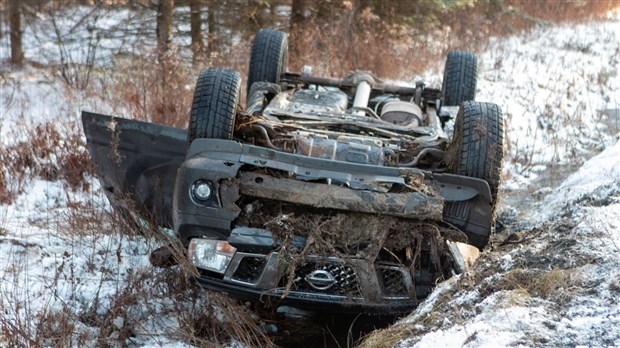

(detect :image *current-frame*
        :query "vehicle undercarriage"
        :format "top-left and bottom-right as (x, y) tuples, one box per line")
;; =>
(82, 28), (504, 313)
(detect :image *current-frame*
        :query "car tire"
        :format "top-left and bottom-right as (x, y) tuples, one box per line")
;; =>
(445, 101), (504, 248)
(442, 51), (477, 106)
(247, 29), (288, 95)
(452, 101), (504, 203)
(188, 68), (241, 146)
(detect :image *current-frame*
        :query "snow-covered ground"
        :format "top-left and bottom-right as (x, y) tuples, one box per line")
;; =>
(478, 11), (620, 188)
(0, 179), (212, 346)
(2, 5), (620, 348)
(381, 140), (620, 347)
(365, 11), (620, 348)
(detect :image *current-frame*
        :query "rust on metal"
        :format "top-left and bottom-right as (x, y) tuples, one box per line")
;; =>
(237, 172), (444, 220)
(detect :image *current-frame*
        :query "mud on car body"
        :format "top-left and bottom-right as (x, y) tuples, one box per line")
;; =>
(82, 29), (504, 313)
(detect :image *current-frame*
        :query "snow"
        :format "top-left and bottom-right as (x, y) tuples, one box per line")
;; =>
(0, 178), (193, 346)
(477, 14), (620, 186)
(0, 6), (156, 68)
(403, 294), (552, 347)
(2, 5), (620, 348)
(393, 145), (620, 346)
(539, 140), (620, 216)
(376, 11), (620, 348)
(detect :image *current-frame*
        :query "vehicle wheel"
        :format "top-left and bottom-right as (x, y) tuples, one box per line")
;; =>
(441, 51), (477, 106)
(188, 68), (241, 146)
(451, 101), (503, 202)
(247, 29), (288, 94)
(445, 101), (504, 248)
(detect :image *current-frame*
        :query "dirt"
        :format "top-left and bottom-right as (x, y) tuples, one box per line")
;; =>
(235, 197), (470, 302)
(357, 173), (620, 347)
(239, 198), (468, 257)
(252, 151), (619, 347)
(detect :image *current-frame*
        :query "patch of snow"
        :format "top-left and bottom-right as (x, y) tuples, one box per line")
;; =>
(538, 140), (620, 218)
(401, 276), (459, 325)
(397, 144), (620, 346)
(2, 4), (620, 347)
(0, 179), (202, 347)
(394, 13), (620, 345)
(476, 14), (620, 188)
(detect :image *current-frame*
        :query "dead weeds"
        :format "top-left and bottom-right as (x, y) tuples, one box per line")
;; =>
(478, 268), (581, 301)
(3, 1), (618, 347)
(0, 122), (93, 204)
(239, 199), (465, 298)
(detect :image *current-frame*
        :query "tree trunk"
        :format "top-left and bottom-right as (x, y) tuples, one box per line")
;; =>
(190, 0), (204, 64)
(156, 0), (174, 59)
(9, 0), (24, 67)
(156, 0), (174, 123)
(289, 0), (307, 65)
(291, 0), (306, 26)
(206, 1), (215, 57)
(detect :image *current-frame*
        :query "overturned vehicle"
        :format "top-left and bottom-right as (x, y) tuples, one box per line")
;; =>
(83, 29), (504, 313)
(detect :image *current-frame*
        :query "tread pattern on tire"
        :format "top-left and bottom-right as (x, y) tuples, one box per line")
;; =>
(247, 29), (288, 94)
(453, 101), (504, 204)
(442, 51), (478, 106)
(188, 68), (241, 144)
(446, 101), (504, 248)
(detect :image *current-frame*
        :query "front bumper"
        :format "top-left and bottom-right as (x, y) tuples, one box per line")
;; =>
(174, 139), (493, 245)
(192, 242), (433, 313)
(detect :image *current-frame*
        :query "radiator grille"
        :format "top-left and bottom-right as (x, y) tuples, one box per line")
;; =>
(284, 262), (362, 297)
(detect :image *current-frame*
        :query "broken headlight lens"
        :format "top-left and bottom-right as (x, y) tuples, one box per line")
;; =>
(188, 239), (236, 273)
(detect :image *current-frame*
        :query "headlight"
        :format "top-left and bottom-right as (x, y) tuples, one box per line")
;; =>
(190, 180), (213, 203)
(188, 239), (236, 273)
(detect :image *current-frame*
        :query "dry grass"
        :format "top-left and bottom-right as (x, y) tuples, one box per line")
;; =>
(530, 268), (581, 299)
(358, 267), (582, 348)
(0, 122), (93, 204)
(288, 0), (619, 80)
(88, 52), (195, 128)
(479, 268), (581, 300)
(2, 1), (618, 347)
(358, 325), (413, 348)
(0, 117), (272, 347)
(0, 185), (275, 347)
(88, 48), (250, 129)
